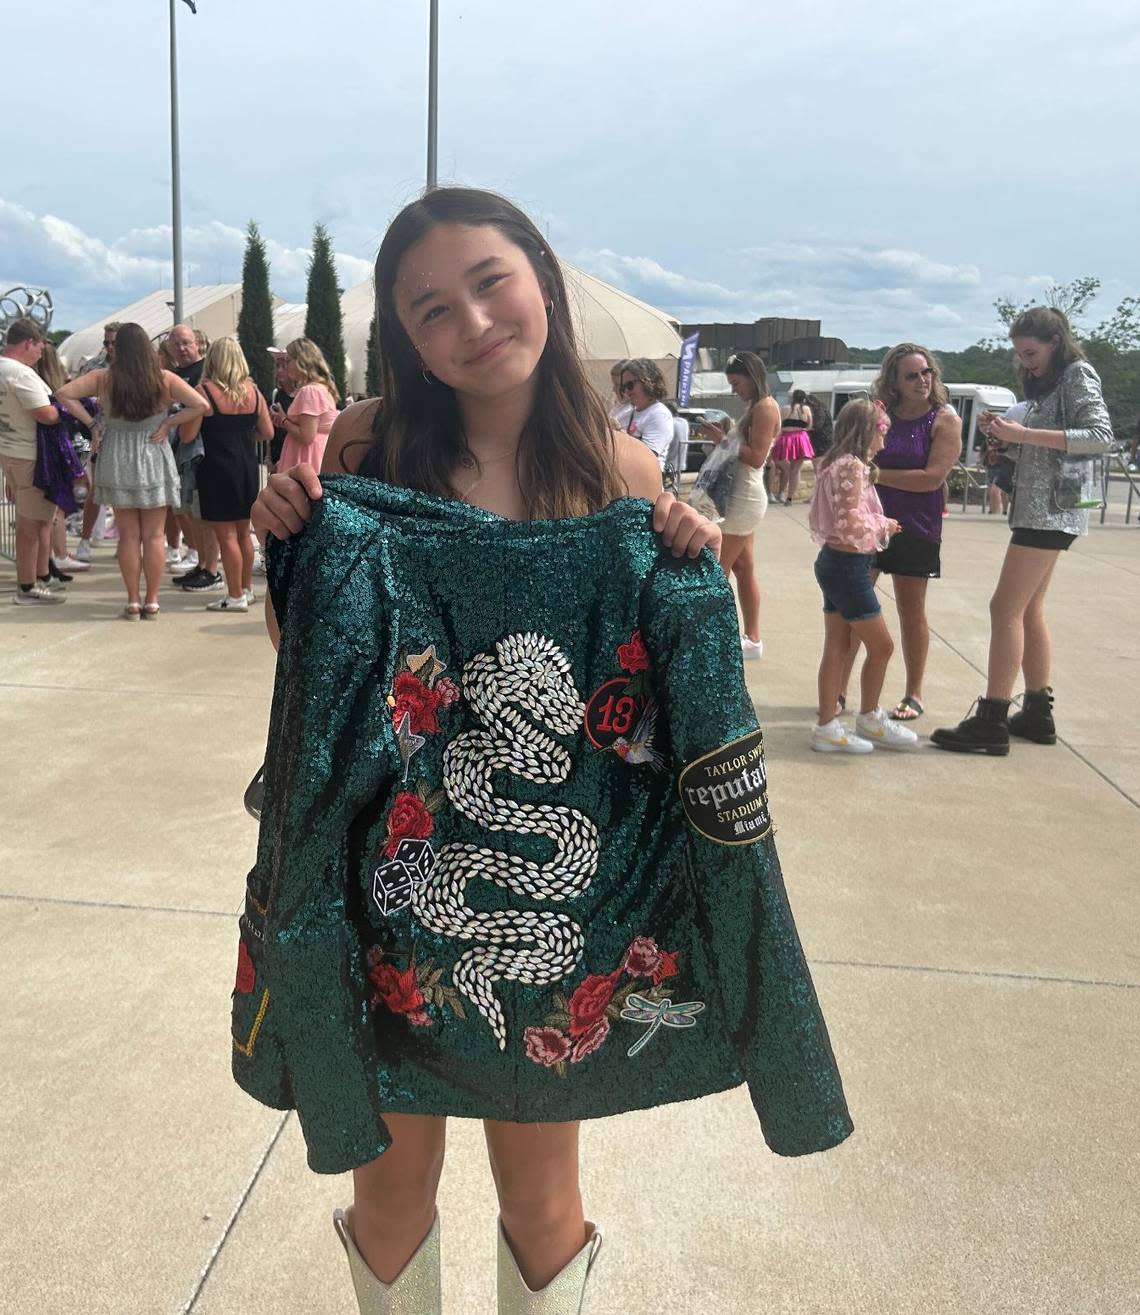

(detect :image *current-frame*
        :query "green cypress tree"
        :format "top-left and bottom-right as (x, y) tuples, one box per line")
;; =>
(303, 222), (347, 400)
(365, 307), (382, 398)
(237, 221), (275, 396)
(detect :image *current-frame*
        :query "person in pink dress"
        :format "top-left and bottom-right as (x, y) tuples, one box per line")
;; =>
(808, 399), (918, 754)
(771, 389), (815, 503)
(271, 338), (339, 472)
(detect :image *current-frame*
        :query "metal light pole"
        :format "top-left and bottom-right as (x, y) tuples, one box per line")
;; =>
(426, 0), (439, 190)
(169, 0), (185, 323)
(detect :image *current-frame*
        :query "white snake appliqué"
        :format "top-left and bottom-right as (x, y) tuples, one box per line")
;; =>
(410, 633), (599, 1049)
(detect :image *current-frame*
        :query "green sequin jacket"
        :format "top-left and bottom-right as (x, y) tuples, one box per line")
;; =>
(232, 476), (853, 1173)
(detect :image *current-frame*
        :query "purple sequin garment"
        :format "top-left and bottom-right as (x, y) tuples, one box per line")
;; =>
(33, 396), (87, 515)
(876, 406), (943, 544)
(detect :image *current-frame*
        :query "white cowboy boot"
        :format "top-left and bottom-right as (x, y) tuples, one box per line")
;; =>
(333, 1208), (442, 1314)
(497, 1218), (603, 1315)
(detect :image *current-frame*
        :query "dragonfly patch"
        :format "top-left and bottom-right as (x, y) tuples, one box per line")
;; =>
(620, 993), (705, 1057)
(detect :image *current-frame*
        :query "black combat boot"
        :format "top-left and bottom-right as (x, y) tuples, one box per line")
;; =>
(1008, 687), (1056, 745)
(931, 697), (1011, 756)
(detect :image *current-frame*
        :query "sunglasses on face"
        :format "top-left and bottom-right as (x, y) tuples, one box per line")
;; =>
(904, 367), (934, 383)
(620, 380), (637, 392)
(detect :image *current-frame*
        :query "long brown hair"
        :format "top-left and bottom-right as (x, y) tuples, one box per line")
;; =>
(820, 399), (879, 471)
(1010, 306), (1085, 399)
(106, 323), (165, 421)
(724, 350), (769, 441)
(35, 342), (68, 392)
(874, 342), (950, 415)
(355, 187), (624, 519)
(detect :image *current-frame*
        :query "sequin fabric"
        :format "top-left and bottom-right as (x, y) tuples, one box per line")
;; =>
(1008, 360), (1113, 534)
(231, 475), (853, 1173)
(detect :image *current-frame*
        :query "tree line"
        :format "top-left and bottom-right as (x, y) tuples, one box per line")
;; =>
(849, 278), (1139, 441)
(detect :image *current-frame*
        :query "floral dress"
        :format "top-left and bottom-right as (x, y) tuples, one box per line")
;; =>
(232, 476), (853, 1173)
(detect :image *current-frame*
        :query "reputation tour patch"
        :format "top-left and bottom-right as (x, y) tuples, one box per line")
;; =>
(678, 729), (771, 844)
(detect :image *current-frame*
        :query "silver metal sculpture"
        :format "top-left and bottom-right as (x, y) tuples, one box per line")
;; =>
(0, 285), (53, 333)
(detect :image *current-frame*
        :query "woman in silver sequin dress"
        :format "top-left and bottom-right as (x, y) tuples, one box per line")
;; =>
(932, 308), (1113, 755)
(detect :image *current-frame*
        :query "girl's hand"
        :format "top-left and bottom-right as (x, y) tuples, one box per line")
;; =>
(990, 417), (1026, 443)
(148, 424), (171, 446)
(251, 464), (323, 543)
(702, 421), (725, 443)
(652, 491), (722, 559)
(887, 519), (902, 537)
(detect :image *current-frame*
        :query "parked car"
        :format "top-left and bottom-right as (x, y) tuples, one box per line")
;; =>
(676, 407), (732, 471)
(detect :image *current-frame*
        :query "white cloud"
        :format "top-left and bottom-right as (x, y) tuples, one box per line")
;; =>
(1, 199), (373, 329)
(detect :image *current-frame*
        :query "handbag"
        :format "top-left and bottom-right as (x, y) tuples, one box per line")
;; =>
(690, 432), (741, 518)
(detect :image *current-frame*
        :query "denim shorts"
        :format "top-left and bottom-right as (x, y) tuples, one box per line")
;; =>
(814, 545), (881, 622)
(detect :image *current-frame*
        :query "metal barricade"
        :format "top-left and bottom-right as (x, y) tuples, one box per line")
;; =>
(0, 493), (14, 562)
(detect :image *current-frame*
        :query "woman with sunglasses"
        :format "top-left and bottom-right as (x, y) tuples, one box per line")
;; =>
(617, 358), (674, 470)
(838, 344), (961, 723)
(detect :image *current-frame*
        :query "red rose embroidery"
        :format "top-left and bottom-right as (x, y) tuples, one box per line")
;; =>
(434, 676), (461, 707)
(651, 949), (680, 985)
(234, 941), (255, 994)
(370, 962), (426, 1015)
(567, 972), (620, 1036)
(407, 1008), (433, 1028)
(523, 1026), (572, 1067)
(392, 671), (445, 735)
(624, 936), (661, 978)
(616, 630), (650, 674)
(383, 792), (434, 858)
(569, 1017), (610, 1063)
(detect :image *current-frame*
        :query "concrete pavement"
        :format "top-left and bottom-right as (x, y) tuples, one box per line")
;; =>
(2, 502), (1137, 1314)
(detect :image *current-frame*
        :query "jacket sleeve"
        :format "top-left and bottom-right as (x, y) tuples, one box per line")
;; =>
(1061, 362), (1114, 456)
(638, 551), (853, 1156)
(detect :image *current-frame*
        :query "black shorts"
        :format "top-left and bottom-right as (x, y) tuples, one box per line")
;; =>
(874, 528), (941, 579)
(1010, 528), (1077, 551)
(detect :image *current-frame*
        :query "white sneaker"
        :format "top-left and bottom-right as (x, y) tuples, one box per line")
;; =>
(811, 718), (873, 754)
(243, 587), (256, 604)
(52, 555), (90, 573)
(12, 584), (66, 605)
(170, 552), (200, 578)
(207, 594), (249, 612)
(74, 539), (92, 563)
(855, 707), (920, 750)
(165, 546), (183, 565)
(741, 636), (763, 660)
(251, 556), (266, 576)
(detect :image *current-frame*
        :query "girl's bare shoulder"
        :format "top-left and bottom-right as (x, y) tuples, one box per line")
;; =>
(323, 398), (382, 475)
(614, 429), (663, 500)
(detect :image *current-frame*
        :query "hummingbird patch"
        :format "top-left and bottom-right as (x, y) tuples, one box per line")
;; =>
(584, 630), (665, 770)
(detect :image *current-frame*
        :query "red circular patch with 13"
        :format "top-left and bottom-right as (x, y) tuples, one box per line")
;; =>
(584, 677), (650, 750)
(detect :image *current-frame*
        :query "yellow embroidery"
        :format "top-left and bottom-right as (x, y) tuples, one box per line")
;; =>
(233, 988), (270, 1057)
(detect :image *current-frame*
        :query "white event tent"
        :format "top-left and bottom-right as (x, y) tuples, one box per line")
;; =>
(58, 270), (682, 398)
(58, 285), (248, 372)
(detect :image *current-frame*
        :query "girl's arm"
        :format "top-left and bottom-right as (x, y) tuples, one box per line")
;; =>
(180, 384), (211, 442)
(56, 369), (105, 428)
(834, 459), (897, 551)
(993, 363), (1113, 455)
(163, 372), (211, 429)
(739, 397), (780, 469)
(253, 388), (274, 441)
(875, 409), (961, 492)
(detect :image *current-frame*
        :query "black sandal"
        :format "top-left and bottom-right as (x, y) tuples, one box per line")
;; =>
(891, 696), (925, 721)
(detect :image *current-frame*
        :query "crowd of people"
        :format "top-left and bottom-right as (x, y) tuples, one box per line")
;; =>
(1, 183), (1118, 1315)
(604, 319), (1113, 760)
(0, 316), (338, 617)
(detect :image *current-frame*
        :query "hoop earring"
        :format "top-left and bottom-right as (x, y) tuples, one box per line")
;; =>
(420, 364), (438, 386)
(545, 301), (554, 318)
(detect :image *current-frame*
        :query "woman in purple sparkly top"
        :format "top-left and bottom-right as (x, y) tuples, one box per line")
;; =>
(840, 344), (961, 722)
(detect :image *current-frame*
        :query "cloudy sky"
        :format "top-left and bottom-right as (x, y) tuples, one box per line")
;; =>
(4, 0), (1138, 348)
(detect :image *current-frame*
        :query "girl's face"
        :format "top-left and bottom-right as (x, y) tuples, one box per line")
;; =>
(620, 373), (652, 410)
(726, 372), (753, 402)
(895, 352), (934, 407)
(1012, 334), (1059, 378)
(395, 222), (550, 402)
